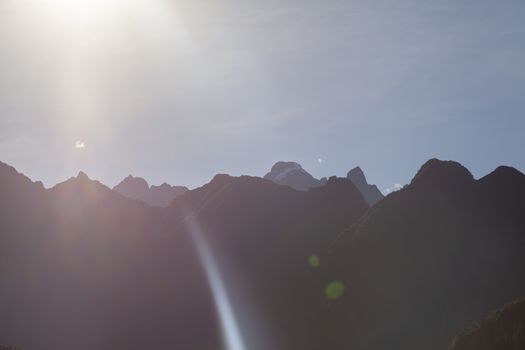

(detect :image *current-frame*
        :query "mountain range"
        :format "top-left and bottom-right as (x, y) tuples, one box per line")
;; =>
(112, 175), (188, 207)
(263, 161), (384, 205)
(109, 161), (382, 207)
(0, 159), (524, 350)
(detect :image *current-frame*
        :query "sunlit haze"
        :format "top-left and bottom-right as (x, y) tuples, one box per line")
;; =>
(1, 0), (524, 191)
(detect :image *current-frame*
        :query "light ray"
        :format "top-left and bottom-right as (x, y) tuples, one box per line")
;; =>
(184, 216), (246, 350)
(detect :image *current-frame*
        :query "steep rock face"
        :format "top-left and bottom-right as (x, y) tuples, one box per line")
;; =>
(346, 166), (384, 205)
(447, 297), (525, 350)
(113, 175), (188, 207)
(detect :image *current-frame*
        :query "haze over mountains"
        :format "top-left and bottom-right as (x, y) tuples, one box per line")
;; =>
(1, 158), (524, 350)
(92, 160), (384, 207)
(264, 161), (384, 205)
(263, 161), (328, 191)
(113, 175), (188, 207)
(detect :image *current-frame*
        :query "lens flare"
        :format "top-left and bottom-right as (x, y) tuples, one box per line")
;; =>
(185, 217), (246, 350)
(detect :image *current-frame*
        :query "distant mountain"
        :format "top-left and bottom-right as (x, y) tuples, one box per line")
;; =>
(447, 297), (525, 350)
(346, 166), (384, 205)
(264, 161), (383, 205)
(263, 161), (327, 191)
(113, 174), (188, 207)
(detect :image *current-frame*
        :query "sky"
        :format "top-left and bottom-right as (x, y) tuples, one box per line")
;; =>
(0, 0), (524, 193)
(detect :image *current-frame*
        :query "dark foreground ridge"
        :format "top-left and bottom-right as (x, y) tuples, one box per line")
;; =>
(447, 297), (525, 350)
(0, 159), (524, 350)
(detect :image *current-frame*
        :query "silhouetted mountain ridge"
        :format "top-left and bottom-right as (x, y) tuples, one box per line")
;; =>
(0, 161), (44, 193)
(264, 161), (383, 205)
(410, 158), (474, 189)
(113, 174), (188, 207)
(1, 159), (524, 350)
(318, 159), (525, 350)
(264, 161), (326, 191)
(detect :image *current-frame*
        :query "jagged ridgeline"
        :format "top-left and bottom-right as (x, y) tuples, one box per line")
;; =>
(0, 159), (524, 350)
(263, 161), (384, 205)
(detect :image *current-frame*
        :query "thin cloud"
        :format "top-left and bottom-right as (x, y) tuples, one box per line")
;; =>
(317, 158), (324, 164)
(385, 183), (403, 194)
(75, 141), (86, 149)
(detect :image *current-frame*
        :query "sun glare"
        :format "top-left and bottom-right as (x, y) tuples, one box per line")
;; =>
(29, 0), (180, 32)
(11, 0), (192, 169)
(43, 0), (122, 21)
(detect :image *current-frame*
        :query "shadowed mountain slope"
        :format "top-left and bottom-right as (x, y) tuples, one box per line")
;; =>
(1, 169), (174, 350)
(313, 159), (525, 350)
(0, 163), (369, 350)
(446, 297), (525, 350)
(1, 159), (524, 350)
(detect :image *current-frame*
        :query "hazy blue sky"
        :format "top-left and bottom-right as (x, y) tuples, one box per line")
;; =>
(1, 0), (524, 192)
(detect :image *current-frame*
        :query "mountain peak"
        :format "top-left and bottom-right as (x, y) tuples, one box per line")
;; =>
(51, 171), (111, 200)
(478, 166), (525, 189)
(347, 167), (366, 187)
(62, 172), (99, 187)
(346, 166), (383, 205)
(264, 161), (322, 191)
(411, 159), (474, 189)
(478, 165), (525, 202)
(266, 162), (307, 181)
(77, 171), (90, 180)
(270, 161), (303, 172)
(209, 173), (235, 187)
(486, 165), (524, 180)
(113, 175), (188, 207)
(116, 175), (150, 189)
